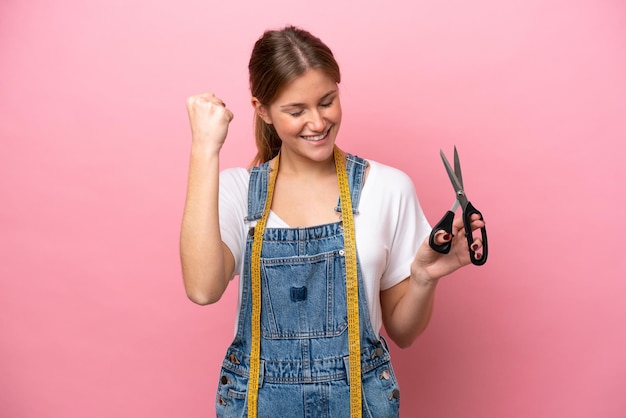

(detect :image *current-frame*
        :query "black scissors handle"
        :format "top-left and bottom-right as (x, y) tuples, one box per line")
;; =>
(429, 202), (488, 265)
(464, 201), (488, 266)
(428, 210), (455, 254)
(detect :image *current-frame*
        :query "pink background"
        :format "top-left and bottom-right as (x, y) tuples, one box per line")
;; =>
(2, 0), (625, 417)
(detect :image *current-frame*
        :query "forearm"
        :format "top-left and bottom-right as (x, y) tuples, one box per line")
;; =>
(382, 272), (439, 348)
(180, 146), (230, 305)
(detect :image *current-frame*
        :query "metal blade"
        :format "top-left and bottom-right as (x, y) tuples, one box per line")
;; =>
(453, 146), (464, 189)
(440, 149), (468, 206)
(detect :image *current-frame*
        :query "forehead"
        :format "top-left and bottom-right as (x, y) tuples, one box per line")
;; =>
(273, 69), (338, 105)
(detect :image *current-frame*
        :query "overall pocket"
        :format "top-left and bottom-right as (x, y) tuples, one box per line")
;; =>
(260, 251), (348, 339)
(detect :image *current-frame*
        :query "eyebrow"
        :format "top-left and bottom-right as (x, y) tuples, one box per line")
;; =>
(278, 90), (337, 109)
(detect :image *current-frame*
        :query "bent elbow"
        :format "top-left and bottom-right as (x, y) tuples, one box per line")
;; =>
(181, 266), (229, 305)
(386, 332), (418, 349)
(394, 338), (415, 349)
(186, 289), (223, 305)
(184, 279), (228, 305)
(186, 291), (215, 306)
(183, 277), (226, 306)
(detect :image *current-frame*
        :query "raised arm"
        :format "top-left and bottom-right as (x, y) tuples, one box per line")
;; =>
(180, 93), (235, 305)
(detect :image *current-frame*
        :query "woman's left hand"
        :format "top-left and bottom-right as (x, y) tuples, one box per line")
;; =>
(411, 213), (485, 284)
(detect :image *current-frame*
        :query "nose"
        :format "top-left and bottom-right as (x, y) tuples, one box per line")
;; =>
(306, 109), (326, 132)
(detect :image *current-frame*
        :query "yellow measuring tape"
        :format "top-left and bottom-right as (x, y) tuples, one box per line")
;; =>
(247, 146), (362, 417)
(334, 147), (363, 416)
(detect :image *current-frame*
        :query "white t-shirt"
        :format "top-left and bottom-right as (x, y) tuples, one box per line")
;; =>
(218, 159), (431, 336)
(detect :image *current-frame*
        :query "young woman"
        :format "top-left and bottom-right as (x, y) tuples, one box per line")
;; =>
(180, 26), (484, 418)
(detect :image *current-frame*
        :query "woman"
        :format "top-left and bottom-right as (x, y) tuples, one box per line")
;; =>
(180, 26), (484, 417)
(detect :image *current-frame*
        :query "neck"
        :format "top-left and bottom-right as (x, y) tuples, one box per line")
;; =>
(274, 148), (337, 179)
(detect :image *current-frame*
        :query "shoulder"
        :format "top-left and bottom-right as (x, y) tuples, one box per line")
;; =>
(219, 167), (250, 202)
(220, 167), (249, 186)
(365, 159), (416, 195)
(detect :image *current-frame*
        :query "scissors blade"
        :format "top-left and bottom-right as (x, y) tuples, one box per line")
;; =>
(440, 149), (468, 206)
(453, 146), (463, 189)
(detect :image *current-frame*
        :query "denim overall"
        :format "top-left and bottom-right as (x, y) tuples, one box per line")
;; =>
(216, 155), (401, 417)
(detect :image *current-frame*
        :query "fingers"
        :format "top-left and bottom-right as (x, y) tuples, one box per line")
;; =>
(186, 92), (234, 122)
(431, 229), (452, 246)
(451, 213), (484, 234)
(441, 214), (485, 257)
(469, 216), (485, 231)
(436, 213), (483, 247)
(461, 214), (485, 260)
(471, 241), (484, 262)
(186, 93), (228, 112)
(187, 92), (225, 106)
(451, 216), (465, 234)
(427, 212), (487, 268)
(436, 226), (483, 253)
(185, 92), (235, 149)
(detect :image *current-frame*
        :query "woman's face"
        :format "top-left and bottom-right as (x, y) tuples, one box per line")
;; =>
(257, 68), (342, 164)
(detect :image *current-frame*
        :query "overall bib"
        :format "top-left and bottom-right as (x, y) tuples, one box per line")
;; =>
(216, 154), (401, 417)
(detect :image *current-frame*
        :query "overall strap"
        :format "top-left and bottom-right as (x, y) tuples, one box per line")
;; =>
(335, 153), (368, 215)
(245, 162), (272, 222)
(246, 153), (368, 222)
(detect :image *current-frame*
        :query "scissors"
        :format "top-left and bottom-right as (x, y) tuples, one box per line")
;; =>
(428, 146), (488, 265)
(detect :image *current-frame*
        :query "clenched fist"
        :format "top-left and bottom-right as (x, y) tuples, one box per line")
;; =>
(186, 93), (234, 152)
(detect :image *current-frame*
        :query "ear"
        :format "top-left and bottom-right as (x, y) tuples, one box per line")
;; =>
(251, 97), (272, 124)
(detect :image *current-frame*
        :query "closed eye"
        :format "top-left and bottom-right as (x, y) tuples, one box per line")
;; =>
(284, 93), (337, 117)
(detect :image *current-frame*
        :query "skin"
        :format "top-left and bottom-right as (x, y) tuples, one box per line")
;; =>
(180, 68), (485, 348)
(252, 69), (342, 227)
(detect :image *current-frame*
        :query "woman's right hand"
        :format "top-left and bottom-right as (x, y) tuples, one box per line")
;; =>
(181, 93), (235, 305)
(186, 93), (234, 152)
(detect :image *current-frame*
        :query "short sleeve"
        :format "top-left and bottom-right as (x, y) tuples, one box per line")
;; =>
(377, 167), (432, 291)
(218, 168), (249, 278)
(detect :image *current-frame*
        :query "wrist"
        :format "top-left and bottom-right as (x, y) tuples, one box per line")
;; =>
(190, 141), (222, 159)
(410, 265), (441, 287)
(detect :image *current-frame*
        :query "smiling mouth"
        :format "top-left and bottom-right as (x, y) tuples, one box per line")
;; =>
(301, 128), (331, 142)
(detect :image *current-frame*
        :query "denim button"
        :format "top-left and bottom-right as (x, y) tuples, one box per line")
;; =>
(339, 249), (345, 256)
(380, 369), (391, 380)
(389, 389), (400, 400)
(221, 375), (229, 385)
(371, 347), (383, 358)
(229, 353), (241, 365)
